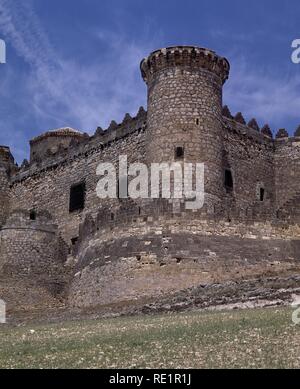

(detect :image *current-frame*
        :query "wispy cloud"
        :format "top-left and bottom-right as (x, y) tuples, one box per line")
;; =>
(0, 0), (158, 161)
(0, 0), (298, 164)
(224, 56), (300, 132)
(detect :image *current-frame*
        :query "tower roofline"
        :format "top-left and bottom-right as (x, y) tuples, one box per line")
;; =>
(140, 45), (230, 85)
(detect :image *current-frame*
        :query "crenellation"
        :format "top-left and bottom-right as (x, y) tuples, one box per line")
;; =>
(261, 124), (273, 138)
(234, 112), (246, 125)
(0, 45), (299, 315)
(247, 118), (260, 132)
(276, 128), (289, 139)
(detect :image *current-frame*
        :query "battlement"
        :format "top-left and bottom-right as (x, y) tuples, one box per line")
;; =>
(222, 105), (300, 146)
(1, 44), (299, 317)
(1, 209), (56, 233)
(12, 107), (147, 183)
(140, 46), (230, 85)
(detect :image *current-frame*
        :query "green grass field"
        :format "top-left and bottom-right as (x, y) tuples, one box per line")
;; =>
(0, 307), (299, 369)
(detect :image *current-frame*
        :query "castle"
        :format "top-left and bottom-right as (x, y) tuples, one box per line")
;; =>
(0, 46), (299, 319)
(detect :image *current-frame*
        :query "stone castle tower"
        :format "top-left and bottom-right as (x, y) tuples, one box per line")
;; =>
(0, 46), (299, 317)
(141, 46), (230, 202)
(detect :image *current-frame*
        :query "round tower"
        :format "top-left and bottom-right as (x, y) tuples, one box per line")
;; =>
(0, 209), (67, 281)
(29, 127), (86, 162)
(140, 46), (230, 203)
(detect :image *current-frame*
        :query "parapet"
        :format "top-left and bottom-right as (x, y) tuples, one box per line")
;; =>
(11, 107), (147, 183)
(140, 46), (230, 85)
(0, 209), (68, 284)
(222, 106), (300, 146)
(2, 209), (56, 233)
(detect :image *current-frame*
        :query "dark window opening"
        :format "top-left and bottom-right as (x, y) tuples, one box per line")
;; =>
(71, 237), (78, 246)
(29, 210), (36, 221)
(69, 182), (86, 213)
(175, 146), (184, 160)
(196, 118), (199, 126)
(260, 188), (265, 202)
(224, 169), (233, 192)
(111, 213), (115, 221)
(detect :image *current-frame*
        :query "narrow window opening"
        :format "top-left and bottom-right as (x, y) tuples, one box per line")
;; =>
(196, 118), (199, 126)
(260, 188), (265, 202)
(71, 237), (78, 246)
(69, 182), (86, 213)
(29, 210), (36, 221)
(111, 213), (115, 221)
(224, 169), (233, 192)
(175, 146), (184, 160)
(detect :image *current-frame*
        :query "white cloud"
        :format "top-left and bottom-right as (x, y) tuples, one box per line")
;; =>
(0, 0), (154, 143)
(224, 56), (300, 130)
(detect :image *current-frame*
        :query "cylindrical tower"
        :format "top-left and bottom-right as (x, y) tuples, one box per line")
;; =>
(140, 46), (230, 203)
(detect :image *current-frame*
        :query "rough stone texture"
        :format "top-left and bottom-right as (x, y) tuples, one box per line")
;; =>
(0, 146), (16, 227)
(0, 210), (66, 277)
(141, 46), (229, 202)
(68, 216), (300, 308)
(0, 45), (299, 316)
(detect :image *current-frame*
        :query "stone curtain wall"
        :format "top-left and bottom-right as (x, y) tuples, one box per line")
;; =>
(10, 127), (146, 244)
(69, 217), (300, 308)
(0, 168), (10, 227)
(223, 118), (275, 212)
(8, 116), (300, 247)
(275, 137), (300, 209)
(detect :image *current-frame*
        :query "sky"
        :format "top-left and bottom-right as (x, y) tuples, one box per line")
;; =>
(0, 0), (299, 163)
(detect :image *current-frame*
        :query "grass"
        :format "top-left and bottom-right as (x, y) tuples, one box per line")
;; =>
(0, 306), (299, 369)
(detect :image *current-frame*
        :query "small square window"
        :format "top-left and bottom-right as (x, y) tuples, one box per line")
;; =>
(71, 237), (78, 246)
(29, 210), (36, 221)
(175, 146), (184, 160)
(69, 182), (86, 213)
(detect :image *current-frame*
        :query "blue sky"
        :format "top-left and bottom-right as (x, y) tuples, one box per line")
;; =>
(0, 0), (299, 163)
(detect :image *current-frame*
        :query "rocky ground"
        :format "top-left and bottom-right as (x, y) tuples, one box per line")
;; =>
(0, 306), (299, 368)
(1, 275), (300, 327)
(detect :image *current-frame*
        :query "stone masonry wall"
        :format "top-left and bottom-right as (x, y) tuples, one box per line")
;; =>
(0, 168), (10, 227)
(0, 210), (68, 284)
(223, 118), (275, 214)
(10, 125), (146, 245)
(274, 137), (300, 209)
(69, 216), (300, 308)
(141, 47), (230, 203)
